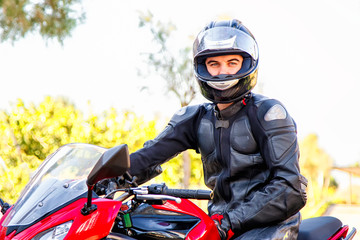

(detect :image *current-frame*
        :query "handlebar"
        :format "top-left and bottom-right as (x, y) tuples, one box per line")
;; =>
(110, 183), (214, 202)
(162, 188), (213, 200)
(147, 183), (213, 200)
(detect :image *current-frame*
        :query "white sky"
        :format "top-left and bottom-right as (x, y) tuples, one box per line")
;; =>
(1, 0), (360, 167)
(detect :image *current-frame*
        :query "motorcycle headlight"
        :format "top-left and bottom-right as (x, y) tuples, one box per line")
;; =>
(31, 221), (73, 240)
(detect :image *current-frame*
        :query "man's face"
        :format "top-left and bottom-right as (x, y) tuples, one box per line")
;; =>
(205, 54), (244, 76)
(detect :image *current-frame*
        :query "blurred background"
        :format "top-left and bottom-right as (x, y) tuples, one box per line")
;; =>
(0, 0), (359, 235)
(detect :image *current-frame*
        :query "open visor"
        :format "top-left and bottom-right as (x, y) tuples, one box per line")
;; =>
(194, 27), (259, 61)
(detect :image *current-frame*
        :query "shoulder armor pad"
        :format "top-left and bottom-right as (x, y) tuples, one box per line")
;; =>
(264, 104), (287, 121)
(256, 98), (295, 131)
(169, 104), (207, 126)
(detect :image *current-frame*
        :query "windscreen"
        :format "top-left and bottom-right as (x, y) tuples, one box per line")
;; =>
(2, 143), (107, 232)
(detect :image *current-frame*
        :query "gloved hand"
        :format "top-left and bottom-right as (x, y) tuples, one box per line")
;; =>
(211, 214), (235, 240)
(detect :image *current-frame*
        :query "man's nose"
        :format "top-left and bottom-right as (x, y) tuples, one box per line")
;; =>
(219, 65), (231, 74)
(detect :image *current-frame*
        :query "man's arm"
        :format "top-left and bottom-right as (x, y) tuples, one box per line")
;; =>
(223, 99), (307, 232)
(129, 105), (204, 184)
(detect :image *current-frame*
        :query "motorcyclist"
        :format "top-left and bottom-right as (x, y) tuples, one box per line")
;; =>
(129, 19), (307, 240)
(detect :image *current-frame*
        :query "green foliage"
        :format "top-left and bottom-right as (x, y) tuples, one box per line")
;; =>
(154, 150), (205, 188)
(299, 133), (337, 218)
(0, 0), (85, 43)
(0, 96), (206, 204)
(0, 96), (158, 203)
(329, 176), (338, 189)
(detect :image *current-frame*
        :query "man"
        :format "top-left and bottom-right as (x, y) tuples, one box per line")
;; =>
(129, 19), (307, 240)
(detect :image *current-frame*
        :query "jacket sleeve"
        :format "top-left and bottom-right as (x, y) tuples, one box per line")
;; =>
(128, 105), (202, 184)
(224, 99), (307, 232)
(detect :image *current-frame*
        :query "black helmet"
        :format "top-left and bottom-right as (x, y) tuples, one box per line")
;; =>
(193, 19), (259, 103)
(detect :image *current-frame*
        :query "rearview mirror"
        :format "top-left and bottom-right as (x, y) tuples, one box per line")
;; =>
(82, 144), (130, 215)
(87, 144), (130, 187)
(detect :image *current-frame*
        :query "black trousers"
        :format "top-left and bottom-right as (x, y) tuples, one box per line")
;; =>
(233, 213), (301, 240)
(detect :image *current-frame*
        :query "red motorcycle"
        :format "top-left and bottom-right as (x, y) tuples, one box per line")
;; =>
(0, 143), (357, 240)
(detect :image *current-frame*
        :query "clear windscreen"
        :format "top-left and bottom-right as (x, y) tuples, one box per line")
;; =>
(2, 143), (107, 229)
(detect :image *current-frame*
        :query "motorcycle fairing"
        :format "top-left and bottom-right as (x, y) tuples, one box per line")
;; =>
(5, 192), (91, 236)
(130, 203), (200, 240)
(122, 199), (220, 240)
(2, 198), (122, 240)
(128, 202), (200, 239)
(153, 199), (220, 240)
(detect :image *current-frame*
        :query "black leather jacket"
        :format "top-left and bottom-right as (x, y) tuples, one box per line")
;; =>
(129, 93), (307, 234)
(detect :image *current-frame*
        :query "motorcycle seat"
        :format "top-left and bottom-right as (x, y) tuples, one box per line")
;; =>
(297, 216), (342, 240)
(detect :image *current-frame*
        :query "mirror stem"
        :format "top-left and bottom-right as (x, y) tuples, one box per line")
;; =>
(81, 186), (97, 216)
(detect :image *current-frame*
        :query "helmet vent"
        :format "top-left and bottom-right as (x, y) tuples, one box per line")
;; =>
(211, 74), (234, 80)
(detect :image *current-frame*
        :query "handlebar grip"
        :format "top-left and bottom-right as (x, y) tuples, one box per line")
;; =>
(163, 189), (213, 200)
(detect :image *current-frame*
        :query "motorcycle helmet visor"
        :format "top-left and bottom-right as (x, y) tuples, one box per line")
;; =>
(195, 27), (258, 65)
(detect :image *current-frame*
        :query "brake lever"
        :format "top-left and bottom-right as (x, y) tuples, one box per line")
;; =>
(135, 194), (181, 204)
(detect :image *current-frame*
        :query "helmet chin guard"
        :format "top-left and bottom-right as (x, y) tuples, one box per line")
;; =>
(197, 69), (258, 104)
(193, 19), (259, 103)
(207, 78), (239, 90)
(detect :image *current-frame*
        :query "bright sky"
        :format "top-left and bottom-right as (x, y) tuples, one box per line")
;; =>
(1, 0), (360, 167)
